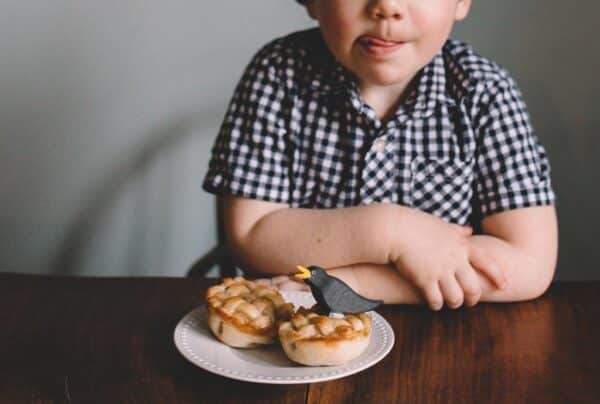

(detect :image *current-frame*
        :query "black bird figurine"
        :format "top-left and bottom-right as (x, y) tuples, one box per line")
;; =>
(295, 265), (383, 314)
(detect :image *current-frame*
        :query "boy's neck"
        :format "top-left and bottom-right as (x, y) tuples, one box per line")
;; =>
(358, 73), (419, 123)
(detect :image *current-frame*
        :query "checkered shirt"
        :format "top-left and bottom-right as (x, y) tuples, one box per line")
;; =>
(203, 28), (556, 226)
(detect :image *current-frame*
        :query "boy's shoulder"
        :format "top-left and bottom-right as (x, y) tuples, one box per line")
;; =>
(247, 28), (348, 91)
(442, 39), (517, 97)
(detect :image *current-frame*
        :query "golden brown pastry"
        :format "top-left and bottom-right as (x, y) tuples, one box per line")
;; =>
(205, 277), (294, 348)
(278, 306), (372, 366)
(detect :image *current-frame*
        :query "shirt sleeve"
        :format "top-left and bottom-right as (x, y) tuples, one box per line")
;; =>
(202, 42), (291, 203)
(472, 76), (557, 217)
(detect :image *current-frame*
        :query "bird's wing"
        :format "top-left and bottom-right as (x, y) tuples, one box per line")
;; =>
(323, 282), (382, 313)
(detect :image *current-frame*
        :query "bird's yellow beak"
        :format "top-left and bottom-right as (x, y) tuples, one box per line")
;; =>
(295, 265), (311, 280)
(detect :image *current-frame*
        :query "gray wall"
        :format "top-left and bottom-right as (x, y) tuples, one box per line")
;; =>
(0, 1), (597, 279)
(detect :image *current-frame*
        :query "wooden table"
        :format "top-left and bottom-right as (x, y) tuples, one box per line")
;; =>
(1, 273), (599, 403)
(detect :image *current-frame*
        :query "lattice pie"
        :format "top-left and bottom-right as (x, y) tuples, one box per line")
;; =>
(206, 277), (294, 348)
(278, 306), (372, 366)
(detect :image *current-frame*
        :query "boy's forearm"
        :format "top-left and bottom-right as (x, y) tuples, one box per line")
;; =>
(326, 234), (555, 305)
(231, 203), (408, 276)
(327, 264), (423, 304)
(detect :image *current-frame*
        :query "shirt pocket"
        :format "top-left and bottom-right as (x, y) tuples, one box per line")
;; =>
(409, 157), (474, 222)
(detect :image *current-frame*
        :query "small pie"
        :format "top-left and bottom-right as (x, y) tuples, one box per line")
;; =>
(205, 277), (294, 348)
(278, 306), (372, 366)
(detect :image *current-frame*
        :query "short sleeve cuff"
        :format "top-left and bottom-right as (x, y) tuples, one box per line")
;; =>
(202, 169), (290, 204)
(477, 182), (556, 217)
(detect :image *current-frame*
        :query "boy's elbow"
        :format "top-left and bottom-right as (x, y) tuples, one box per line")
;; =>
(521, 262), (556, 301)
(221, 196), (290, 277)
(223, 219), (266, 277)
(227, 237), (279, 278)
(226, 240), (263, 277)
(510, 236), (557, 301)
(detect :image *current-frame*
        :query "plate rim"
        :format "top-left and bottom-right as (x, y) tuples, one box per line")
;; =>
(173, 290), (395, 384)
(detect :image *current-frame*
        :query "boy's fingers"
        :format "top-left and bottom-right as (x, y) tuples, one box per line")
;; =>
(450, 224), (473, 236)
(422, 283), (444, 311)
(455, 268), (482, 307)
(439, 276), (464, 309)
(469, 246), (507, 289)
(271, 274), (310, 291)
(278, 281), (310, 291)
(270, 275), (293, 286)
(255, 275), (310, 291)
(456, 225), (473, 235)
(254, 276), (288, 289)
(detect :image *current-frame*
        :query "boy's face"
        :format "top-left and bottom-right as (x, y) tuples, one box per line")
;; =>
(305, 0), (471, 89)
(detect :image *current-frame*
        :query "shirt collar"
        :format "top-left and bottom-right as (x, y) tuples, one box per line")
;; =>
(405, 51), (457, 117)
(309, 46), (462, 122)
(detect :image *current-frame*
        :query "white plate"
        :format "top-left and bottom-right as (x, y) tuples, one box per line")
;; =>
(173, 290), (395, 384)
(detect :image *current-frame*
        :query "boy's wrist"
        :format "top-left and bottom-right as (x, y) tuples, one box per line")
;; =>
(328, 266), (362, 296)
(383, 204), (416, 263)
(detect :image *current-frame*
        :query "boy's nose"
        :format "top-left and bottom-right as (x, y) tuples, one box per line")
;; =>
(369, 0), (403, 20)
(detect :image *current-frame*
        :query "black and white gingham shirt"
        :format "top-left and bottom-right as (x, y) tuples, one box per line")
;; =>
(203, 28), (556, 227)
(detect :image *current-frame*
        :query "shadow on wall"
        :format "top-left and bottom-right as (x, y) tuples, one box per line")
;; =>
(525, 81), (600, 280)
(51, 108), (222, 276)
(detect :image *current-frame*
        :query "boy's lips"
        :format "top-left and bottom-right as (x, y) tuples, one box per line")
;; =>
(357, 35), (406, 57)
(357, 35), (405, 47)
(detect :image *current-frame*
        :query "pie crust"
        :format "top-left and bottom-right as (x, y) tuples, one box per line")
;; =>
(206, 277), (294, 348)
(278, 306), (372, 365)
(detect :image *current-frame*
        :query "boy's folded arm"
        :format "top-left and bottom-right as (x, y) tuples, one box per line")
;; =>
(221, 195), (410, 276)
(327, 205), (558, 305)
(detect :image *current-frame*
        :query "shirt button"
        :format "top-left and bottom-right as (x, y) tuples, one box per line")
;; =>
(373, 137), (386, 153)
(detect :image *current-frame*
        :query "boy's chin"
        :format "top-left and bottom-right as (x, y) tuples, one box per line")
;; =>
(358, 68), (414, 88)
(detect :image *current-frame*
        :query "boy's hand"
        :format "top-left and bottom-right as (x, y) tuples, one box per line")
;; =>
(255, 275), (310, 291)
(390, 208), (507, 310)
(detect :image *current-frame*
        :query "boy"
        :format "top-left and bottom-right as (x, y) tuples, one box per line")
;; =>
(203, 0), (558, 310)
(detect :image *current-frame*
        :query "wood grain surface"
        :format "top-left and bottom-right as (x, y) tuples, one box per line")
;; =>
(0, 273), (598, 403)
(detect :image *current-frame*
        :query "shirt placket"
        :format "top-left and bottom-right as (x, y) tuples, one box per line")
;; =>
(346, 89), (403, 205)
